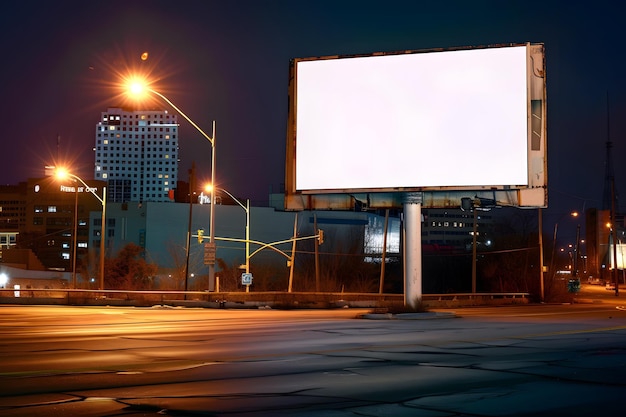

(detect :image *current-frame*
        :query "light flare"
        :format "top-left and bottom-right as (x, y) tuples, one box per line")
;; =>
(55, 167), (69, 180)
(124, 75), (152, 99)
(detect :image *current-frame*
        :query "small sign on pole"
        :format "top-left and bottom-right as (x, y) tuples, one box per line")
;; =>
(204, 242), (216, 265)
(241, 273), (253, 286)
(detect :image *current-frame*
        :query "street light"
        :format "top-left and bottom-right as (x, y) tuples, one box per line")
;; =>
(126, 78), (217, 290)
(56, 169), (106, 290)
(208, 185), (250, 278)
(550, 211), (582, 281)
(571, 211), (582, 279)
(54, 171), (80, 288)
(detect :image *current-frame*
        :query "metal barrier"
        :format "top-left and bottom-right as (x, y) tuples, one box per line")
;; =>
(0, 288), (530, 308)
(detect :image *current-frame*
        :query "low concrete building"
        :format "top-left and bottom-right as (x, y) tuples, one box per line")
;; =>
(95, 200), (385, 290)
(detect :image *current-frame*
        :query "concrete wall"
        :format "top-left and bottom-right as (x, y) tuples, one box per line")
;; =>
(100, 202), (375, 275)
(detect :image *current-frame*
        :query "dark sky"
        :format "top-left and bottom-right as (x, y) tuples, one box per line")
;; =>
(1, 0), (625, 233)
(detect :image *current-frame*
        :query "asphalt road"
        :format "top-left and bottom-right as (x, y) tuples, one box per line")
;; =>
(1, 301), (625, 416)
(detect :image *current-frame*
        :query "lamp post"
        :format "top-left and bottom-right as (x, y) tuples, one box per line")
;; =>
(212, 186), (250, 276)
(72, 185), (78, 288)
(56, 170), (106, 290)
(570, 210), (583, 279)
(550, 211), (581, 281)
(127, 81), (217, 290)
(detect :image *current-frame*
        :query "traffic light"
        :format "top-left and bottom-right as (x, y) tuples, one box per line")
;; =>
(318, 229), (324, 245)
(197, 229), (204, 243)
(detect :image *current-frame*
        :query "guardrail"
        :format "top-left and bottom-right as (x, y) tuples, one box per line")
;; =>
(0, 288), (530, 308)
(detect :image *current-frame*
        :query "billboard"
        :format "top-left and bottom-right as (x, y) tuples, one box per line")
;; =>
(285, 43), (547, 210)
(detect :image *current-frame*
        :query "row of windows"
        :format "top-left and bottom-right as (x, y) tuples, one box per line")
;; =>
(427, 230), (475, 236)
(101, 174), (171, 179)
(96, 139), (175, 146)
(96, 146), (176, 152)
(100, 125), (175, 131)
(92, 218), (116, 227)
(0, 235), (17, 245)
(427, 221), (469, 228)
(96, 163), (176, 168)
(427, 212), (492, 220)
(92, 229), (115, 237)
(97, 172), (176, 179)
(97, 134), (175, 141)
(103, 113), (174, 120)
(427, 213), (471, 219)
(34, 205), (76, 213)
(97, 168), (176, 175)
(41, 217), (73, 226)
(98, 126), (176, 133)
(97, 155), (175, 160)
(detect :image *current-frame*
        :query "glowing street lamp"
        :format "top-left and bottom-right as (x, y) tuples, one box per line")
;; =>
(56, 168), (107, 290)
(125, 77), (217, 289)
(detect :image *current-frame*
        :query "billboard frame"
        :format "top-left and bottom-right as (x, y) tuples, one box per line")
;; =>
(284, 42), (547, 210)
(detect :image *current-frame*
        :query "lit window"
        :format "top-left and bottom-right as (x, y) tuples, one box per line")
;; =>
(48, 206), (57, 213)
(103, 140), (109, 145)
(62, 252), (70, 260)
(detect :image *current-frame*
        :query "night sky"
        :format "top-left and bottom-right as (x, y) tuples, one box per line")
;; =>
(1, 0), (624, 234)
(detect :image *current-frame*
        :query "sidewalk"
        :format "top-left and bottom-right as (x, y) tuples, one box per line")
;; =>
(573, 282), (625, 305)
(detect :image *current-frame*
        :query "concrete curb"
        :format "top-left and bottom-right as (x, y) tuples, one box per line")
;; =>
(359, 311), (457, 320)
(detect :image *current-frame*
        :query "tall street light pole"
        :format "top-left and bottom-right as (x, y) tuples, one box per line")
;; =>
(215, 187), (250, 276)
(56, 170), (106, 290)
(128, 83), (217, 290)
(72, 185), (78, 288)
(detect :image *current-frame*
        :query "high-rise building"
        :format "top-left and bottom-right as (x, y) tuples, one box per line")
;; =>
(94, 107), (179, 203)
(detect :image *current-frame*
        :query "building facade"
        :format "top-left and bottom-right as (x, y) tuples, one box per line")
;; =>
(0, 183), (25, 257)
(585, 208), (625, 280)
(422, 208), (493, 252)
(94, 107), (179, 203)
(0, 177), (107, 272)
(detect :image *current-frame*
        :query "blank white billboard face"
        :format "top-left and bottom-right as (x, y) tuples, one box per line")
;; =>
(294, 46), (529, 192)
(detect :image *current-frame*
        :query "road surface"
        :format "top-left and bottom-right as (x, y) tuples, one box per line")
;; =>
(1, 303), (625, 416)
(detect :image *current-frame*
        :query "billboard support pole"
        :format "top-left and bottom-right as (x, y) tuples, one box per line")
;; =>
(403, 193), (423, 308)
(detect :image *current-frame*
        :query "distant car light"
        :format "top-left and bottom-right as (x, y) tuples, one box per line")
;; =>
(0, 273), (8, 287)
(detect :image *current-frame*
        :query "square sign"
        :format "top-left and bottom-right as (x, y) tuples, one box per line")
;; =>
(241, 273), (253, 286)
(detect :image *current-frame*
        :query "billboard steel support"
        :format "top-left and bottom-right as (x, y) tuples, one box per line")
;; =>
(404, 193), (423, 308)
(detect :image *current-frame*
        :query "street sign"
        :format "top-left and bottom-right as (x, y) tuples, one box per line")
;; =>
(203, 242), (216, 265)
(241, 273), (253, 286)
